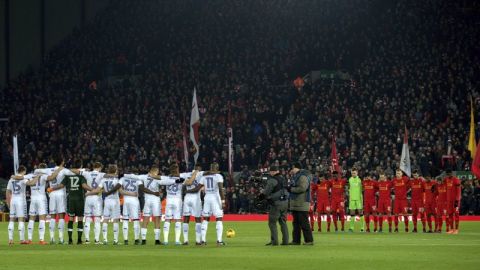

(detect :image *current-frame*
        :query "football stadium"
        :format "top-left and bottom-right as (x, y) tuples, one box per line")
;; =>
(0, 0), (479, 269)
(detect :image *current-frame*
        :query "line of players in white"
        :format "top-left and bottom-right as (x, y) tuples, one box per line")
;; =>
(6, 161), (226, 246)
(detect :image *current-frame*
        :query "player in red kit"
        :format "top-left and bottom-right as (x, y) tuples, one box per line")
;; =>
(392, 169), (410, 232)
(309, 174), (318, 231)
(315, 173), (332, 232)
(330, 171), (347, 232)
(423, 175), (437, 233)
(410, 170), (426, 233)
(435, 177), (448, 232)
(444, 169), (461, 234)
(377, 171), (393, 233)
(362, 172), (378, 233)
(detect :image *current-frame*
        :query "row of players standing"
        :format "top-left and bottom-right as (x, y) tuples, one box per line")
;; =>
(6, 157), (226, 246)
(308, 168), (461, 233)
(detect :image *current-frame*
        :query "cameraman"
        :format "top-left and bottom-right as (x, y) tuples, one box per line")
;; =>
(261, 166), (289, 246)
(287, 162), (314, 245)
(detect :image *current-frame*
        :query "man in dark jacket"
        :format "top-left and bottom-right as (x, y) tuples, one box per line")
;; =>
(262, 166), (289, 246)
(287, 162), (314, 245)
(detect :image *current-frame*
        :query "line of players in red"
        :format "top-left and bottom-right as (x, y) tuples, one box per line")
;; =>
(308, 169), (461, 234)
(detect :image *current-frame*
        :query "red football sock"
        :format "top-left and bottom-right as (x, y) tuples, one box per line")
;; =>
(421, 215), (426, 230)
(365, 215), (370, 231)
(445, 215), (449, 231)
(455, 213), (459, 230)
(317, 214), (322, 232)
(333, 213), (338, 230)
(326, 214), (331, 231)
(309, 212), (314, 230)
(373, 216), (378, 231)
(448, 214), (454, 231)
(394, 216), (399, 229)
(378, 216), (383, 230)
(387, 216), (392, 230)
(404, 215), (409, 230)
(412, 213), (418, 230)
(340, 213), (345, 230)
(427, 215), (433, 231)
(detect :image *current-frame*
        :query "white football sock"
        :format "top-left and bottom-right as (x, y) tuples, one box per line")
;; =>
(8, 221), (14, 241)
(141, 228), (147, 240)
(94, 220), (101, 242)
(195, 223), (202, 243)
(154, 228), (161, 240)
(84, 218), (91, 241)
(28, 220), (35, 241)
(102, 223), (108, 242)
(216, 221), (223, 242)
(58, 219), (65, 242)
(49, 218), (56, 241)
(133, 221), (140, 240)
(183, 223), (189, 243)
(163, 221), (170, 243)
(122, 221), (129, 241)
(113, 223), (119, 242)
(18, 222), (25, 241)
(201, 220), (209, 242)
(39, 220), (46, 241)
(175, 222), (181, 243)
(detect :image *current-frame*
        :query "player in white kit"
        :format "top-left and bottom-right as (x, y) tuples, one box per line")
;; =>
(28, 164), (53, 244)
(81, 162), (105, 244)
(8, 163), (54, 245)
(181, 165), (204, 245)
(159, 163), (187, 245)
(6, 166), (42, 245)
(87, 164), (122, 245)
(28, 164), (51, 244)
(47, 156), (75, 244)
(197, 163), (226, 246)
(119, 170), (142, 245)
(137, 165), (164, 245)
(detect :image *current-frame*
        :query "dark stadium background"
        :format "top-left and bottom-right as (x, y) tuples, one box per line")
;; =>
(0, 0), (479, 214)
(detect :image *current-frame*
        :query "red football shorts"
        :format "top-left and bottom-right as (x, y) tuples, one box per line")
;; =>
(363, 200), (376, 214)
(377, 200), (391, 214)
(411, 200), (424, 212)
(446, 200), (458, 215)
(330, 199), (345, 213)
(436, 202), (447, 216)
(393, 199), (408, 214)
(424, 201), (436, 215)
(316, 200), (330, 213)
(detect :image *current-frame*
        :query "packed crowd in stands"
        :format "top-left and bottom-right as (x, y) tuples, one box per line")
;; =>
(1, 0), (480, 214)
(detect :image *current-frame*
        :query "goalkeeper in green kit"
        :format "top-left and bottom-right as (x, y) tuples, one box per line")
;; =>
(51, 159), (91, 244)
(348, 168), (364, 232)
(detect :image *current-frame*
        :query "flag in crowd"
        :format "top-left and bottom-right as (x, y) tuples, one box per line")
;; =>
(330, 135), (341, 173)
(228, 103), (234, 183)
(182, 115), (189, 170)
(190, 88), (200, 164)
(400, 126), (411, 177)
(468, 97), (476, 160)
(13, 135), (19, 174)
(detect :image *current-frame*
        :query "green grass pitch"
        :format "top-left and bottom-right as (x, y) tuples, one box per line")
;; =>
(0, 221), (479, 270)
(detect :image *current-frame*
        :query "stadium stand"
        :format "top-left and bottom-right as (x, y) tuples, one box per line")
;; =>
(1, 0), (479, 213)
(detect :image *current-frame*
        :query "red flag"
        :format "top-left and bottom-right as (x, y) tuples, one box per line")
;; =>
(330, 136), (341, 173)
(471, 141), (480, 179)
